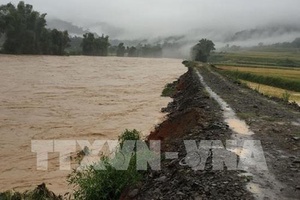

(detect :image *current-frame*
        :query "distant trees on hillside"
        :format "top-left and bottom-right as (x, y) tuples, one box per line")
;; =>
(269, 37), (300, 49)
(106, 43), (162, 58)
(191, 39), (215, 62)
(292, 38), (300, 48)
(116, 43), (125, 57)
(65, 35), (164, 58)
(0, 1), (170, 58)
(138, 44), (162, 58)
(81, 33), (110, 56)
(0, 1), (70, 55)
(127, 46), (137, 57)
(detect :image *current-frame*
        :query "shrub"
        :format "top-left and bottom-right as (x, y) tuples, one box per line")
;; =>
(68, 129), (142, 200)
(161, 82), (176, 97)
(68, 157), (141, 200)
(118, 129), (140, 147)
(182, 60), (198, 68)
(282, 91), (291, 102)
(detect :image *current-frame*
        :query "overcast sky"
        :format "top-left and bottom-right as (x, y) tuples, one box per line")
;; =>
(2, 0), (300, 39)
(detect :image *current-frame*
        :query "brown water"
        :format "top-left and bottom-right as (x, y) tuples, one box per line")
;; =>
(0, 55), (186, 194)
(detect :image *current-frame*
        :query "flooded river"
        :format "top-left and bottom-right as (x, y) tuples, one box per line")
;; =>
(0, 55), (186, 194)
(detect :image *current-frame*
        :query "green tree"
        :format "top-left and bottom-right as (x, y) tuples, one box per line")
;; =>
(81, 33), (110, 56)
(191, 38), (215, 62)
(95, 34), (110, 56)
(0, 1), (69, 55)
(108, 45), (117, 56)
(39, 28), (51, 54)
(0, 1), (46, 54)
(50, 29), (70, 55)
(67, 36), (83, 55)
(128, 46), (137, 57)
(81, 32), (95, 55)
(116, 42), (125, 57)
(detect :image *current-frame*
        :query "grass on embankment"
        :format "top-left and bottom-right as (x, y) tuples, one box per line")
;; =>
(161, 82), (177, 97)
(161, 80), (178, 97)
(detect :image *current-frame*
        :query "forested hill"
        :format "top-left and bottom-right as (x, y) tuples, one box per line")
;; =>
(46, 19), (89, 36)
(226, 24), (300, 42)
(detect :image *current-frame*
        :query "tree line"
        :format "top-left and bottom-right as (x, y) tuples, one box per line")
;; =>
(0, 0), (163, 58)
(263, 38), (300, 49)
(0, 1), (70, 55)
(79, 33), (163, 58)
(0, 1), (213, 60)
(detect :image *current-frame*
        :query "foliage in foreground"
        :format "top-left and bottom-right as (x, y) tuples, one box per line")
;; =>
(68, 129), (142, 200)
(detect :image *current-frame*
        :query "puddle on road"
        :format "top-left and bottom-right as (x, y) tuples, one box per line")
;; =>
(247, 183), (262, 195)
(195, 70), (253, 136)
(226, 118), (255, 136)
(291, 120), (300, 126)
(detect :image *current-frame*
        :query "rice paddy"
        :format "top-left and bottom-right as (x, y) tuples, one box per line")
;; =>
(212, 50), (300, 103)
(240, 80), (300, 105)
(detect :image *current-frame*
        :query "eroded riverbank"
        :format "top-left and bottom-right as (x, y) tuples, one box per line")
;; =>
(125, 66), (254, 200)
(125, 63), (300, 200)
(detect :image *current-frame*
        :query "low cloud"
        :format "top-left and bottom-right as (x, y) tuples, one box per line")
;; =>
(3, 0), (300, 45)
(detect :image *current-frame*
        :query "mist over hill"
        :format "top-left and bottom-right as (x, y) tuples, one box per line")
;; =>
(224, 24), (300, 47)
(46, 19), (126, 39)
(46, 19), (92, 37)
(2, 0), (300, 47)
(47, 17), (300, 57)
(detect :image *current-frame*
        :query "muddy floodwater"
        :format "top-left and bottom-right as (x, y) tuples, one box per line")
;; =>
(0, 55), (186, 194)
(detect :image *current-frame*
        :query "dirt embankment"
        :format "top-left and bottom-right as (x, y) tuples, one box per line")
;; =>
(123, 67), (254, 200)
(124, 63), (300, 200)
